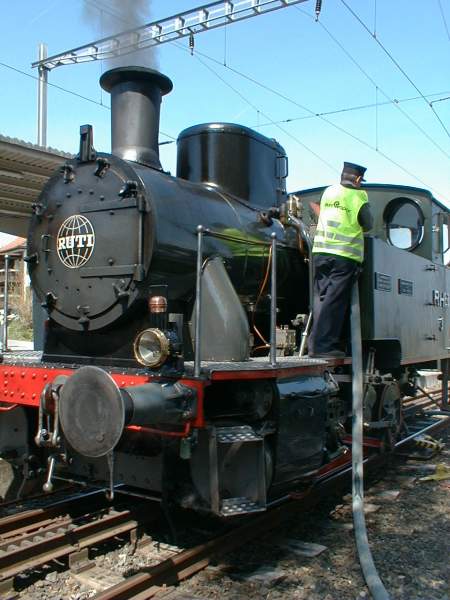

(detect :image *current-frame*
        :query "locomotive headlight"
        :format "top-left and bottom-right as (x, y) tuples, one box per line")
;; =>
(133, 328), (170, 368)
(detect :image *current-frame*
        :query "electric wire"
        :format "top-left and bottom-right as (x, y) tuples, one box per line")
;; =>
(176, 42), (447, 199)
(0, 60), (109, 110)
(7, 2), (448, 197)
(87, 0), (450, 168)
(437, 0), (450, 41)
(431, 95), (450, 105)
(251, 91), (450, 129)
(192, 52), (339, 175)
(340, 0), (450, 140)
(373, 0), (377, 37)
(0, 60), (177, 142)
(172, 30), (450, 198)
(41, 0), (450, 181)
(193, 37), (450, 185)
(84, 0), (448, 155)
(294, 6), (450, 161)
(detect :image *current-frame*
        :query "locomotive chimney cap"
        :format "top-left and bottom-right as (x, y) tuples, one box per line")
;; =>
(100, 66), (173, 95)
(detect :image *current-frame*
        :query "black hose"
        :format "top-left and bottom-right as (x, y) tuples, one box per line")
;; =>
(351, 284), (390, 600)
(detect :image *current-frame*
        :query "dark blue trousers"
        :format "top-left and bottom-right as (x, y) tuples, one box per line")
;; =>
(309, 253), (360, 354)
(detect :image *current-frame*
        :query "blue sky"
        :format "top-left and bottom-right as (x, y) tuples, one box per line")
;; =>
(0, 0), (449, 243)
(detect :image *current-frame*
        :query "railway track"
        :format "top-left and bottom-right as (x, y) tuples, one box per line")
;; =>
(93, 405), (450, 600)
(0, 490), (161, 597)
(1, 402), (448, 599)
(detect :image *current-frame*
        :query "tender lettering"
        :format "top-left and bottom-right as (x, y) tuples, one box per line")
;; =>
(432, 289), (449, 307)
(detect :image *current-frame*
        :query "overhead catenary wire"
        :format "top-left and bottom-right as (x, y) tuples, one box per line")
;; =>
(51, 1), (450, 196)
(174, 41), (448, 201)
(251, 91), (450, 128)
(2, 2), (447, 199)
(437, 0), (450, 41)
(294, 6), (450, 162)
(340, 0), (450, 140)
(169, 26), (450, 202)
(431, 95), (450, 105)
(0, 60), (177, 142)
(184, 40), (450, 164)
(192, 52), (339, 175)
(84, 0), (448, 161)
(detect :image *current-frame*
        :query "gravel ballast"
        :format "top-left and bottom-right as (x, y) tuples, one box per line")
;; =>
(15, 431), (450, 600)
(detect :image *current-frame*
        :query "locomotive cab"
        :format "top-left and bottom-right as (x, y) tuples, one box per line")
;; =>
(297, 184), (450, 368)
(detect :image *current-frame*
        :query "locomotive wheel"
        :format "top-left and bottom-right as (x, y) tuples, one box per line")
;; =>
(376, 382), (403, 449)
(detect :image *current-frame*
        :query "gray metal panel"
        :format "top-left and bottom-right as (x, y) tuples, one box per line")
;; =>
(361, 237), (449, 362)
(191, 257), (250, 362)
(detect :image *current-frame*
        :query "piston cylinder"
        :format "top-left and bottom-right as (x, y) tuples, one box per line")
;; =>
(58, 366), (195, 458)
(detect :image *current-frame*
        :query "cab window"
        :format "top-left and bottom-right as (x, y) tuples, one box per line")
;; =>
(384, 198), (424, 250)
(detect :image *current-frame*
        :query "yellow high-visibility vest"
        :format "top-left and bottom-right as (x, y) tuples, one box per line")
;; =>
(312, 184), (368, 263)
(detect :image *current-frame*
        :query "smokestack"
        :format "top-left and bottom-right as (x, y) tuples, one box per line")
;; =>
(100, 66), (172, 169)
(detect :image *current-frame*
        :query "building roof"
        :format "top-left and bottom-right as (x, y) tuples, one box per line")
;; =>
(0, 134), (73, 232)
(0, 236), (26, 255)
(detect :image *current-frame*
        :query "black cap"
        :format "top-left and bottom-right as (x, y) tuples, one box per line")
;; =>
(342, 162), (366, 182)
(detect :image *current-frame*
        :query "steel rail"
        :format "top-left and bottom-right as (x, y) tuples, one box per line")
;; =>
(0, 488), (103, 537)
(94, 409), (450, 600)
(0, 497), (160, 584)
(0, 403), (447, 597)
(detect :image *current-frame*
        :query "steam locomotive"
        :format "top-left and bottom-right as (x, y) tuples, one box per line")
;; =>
(1, 66), (449, 516)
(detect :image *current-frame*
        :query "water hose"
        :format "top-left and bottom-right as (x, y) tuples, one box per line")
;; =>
(351, 283), (390, 600)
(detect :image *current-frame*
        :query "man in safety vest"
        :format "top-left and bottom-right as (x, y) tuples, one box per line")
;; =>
(308, 162), (373, 358)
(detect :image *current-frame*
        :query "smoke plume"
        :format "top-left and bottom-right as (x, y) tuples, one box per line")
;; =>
(82, 0), (158, 69)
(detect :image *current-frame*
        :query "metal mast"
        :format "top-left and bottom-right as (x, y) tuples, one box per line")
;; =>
(36, 43), (48, 146)
(32, 0), (308, 71)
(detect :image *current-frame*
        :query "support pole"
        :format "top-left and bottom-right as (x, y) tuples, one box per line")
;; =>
(441, 358), (449, 409)
(2, 255), (10, 353)
(194, 225), (204, 378)
(37, 43), (48, 147)
(270, 232), (277, 367)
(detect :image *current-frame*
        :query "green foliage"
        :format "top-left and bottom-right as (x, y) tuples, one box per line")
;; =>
(2, 283), (33, 341)
(8, 318), (33, 341)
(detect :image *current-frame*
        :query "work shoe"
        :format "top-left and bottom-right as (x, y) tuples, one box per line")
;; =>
(309, 350), (346, 359)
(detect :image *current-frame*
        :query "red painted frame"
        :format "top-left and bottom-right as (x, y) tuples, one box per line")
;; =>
(0, 358), (333, 433)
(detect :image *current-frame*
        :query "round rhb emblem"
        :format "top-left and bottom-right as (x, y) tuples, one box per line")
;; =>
(57, 215), (95, 269)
